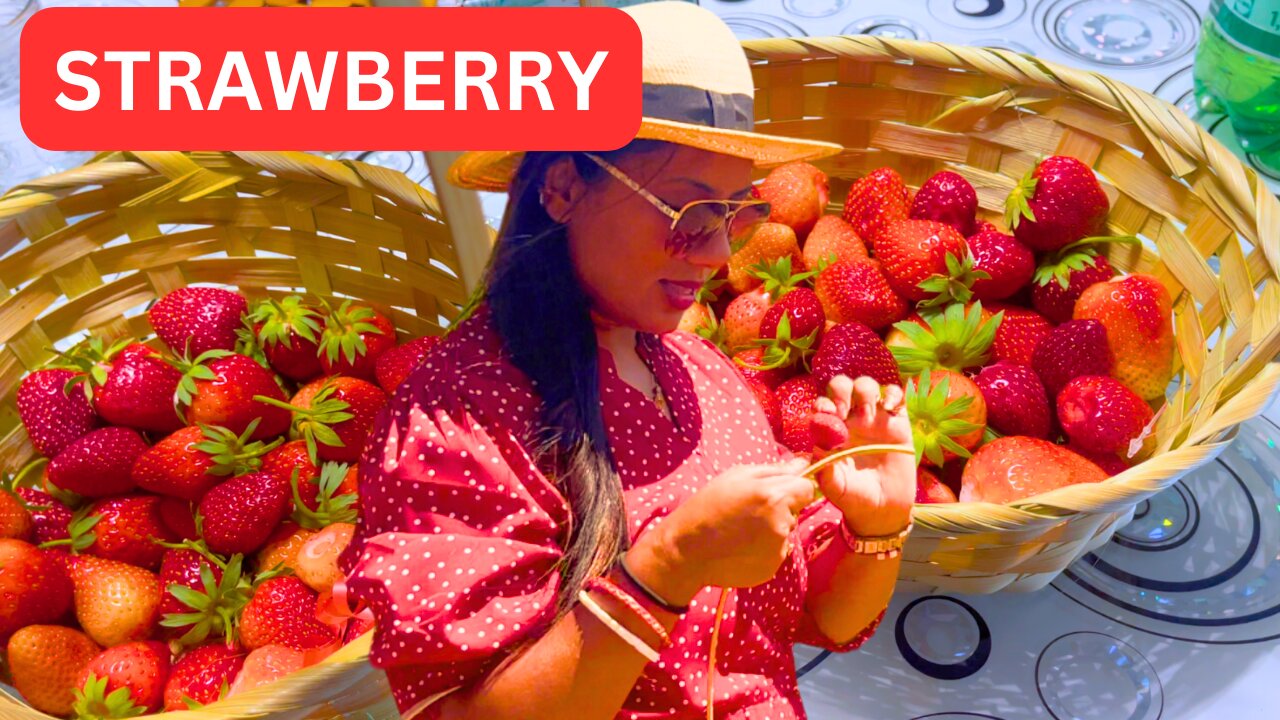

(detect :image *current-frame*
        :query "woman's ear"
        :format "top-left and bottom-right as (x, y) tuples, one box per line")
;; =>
(540, 155), (586, 225)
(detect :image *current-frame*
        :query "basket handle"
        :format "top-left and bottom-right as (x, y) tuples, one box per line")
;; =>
(423, 151), (495, 295)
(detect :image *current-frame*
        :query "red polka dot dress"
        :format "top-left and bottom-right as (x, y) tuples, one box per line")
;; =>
(342, 303), (883, 720)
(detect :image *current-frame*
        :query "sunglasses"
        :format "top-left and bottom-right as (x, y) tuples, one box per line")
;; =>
(584, 153), (771, 258)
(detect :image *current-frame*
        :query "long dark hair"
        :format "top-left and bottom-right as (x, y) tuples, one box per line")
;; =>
(464, 140), (677, 661)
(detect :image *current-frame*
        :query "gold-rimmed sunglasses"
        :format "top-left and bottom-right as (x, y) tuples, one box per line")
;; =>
(584, 153), (771, 258)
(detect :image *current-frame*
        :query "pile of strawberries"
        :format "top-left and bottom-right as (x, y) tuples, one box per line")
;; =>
(685, 155), (1174, 505)
(1, 287), (438, 717)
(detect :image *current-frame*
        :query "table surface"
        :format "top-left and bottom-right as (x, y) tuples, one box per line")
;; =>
(3, 1), (1280, 719)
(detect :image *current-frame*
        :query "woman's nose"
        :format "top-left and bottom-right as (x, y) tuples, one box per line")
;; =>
(685, 228), (733, 268)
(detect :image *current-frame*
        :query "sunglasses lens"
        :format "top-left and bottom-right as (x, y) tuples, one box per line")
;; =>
(669, 202), (729, 255)
(730, 202), (770, 241)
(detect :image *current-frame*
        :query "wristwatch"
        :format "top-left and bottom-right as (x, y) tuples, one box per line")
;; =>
(839, 520), (913, 560)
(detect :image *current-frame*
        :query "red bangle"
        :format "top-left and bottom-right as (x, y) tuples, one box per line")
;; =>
(585, 577), (672, 649)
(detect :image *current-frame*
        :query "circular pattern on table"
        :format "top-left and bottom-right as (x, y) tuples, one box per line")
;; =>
(1053, 418), (1280, 644)
(1035, 632), (1163, 720)
(842, 15), (931, 41)
(781, 0), (849, 19)
(720, 13), (808, 40)
(1247, 153), (1280, 182)
(910, 715), (1008, 720)
(1037, 0), (1198, 67)
(794, 646), (832, 679)
(895, 596), (992, 680)
(1152, 65), (1199, 117)
(927, 0), (1027, 30)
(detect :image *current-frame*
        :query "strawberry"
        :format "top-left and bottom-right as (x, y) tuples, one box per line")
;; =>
(262, 440), (322, 493)
(375, 335), (441, 395)
(70, 495), (176, 570)
(727, 223), (804, 294)
(228, 645), (308, 696)
(17, 368), (101, 458)
(158, 547), (226, 643)
(0, 486), (32, 540)
(157, 497), (200, 542)
(732, 347), (794, 389)
(814, 259), (908, 330)
(974, 362), (1052, 439)
(75, 641), (171, 716)
(0, 539), (73, 642)
(1073, 274), (1175, 400)
(842, 167), (910, 243)
(754, 287), (825, 371)
(47, 426), (148, 498)
(258, 376), (387, 465)
(809, 412), (850, 452)
(1031, 245), (1118, 324)
(1057, 375), (1155, 455)
(294, 522), (356, 594)
(149, 287), (248, 357)
(909, 170), (978, 236)
(916, 467), (958, 504)
(1032, 319), (1114, 399)
(872, 218), (972, 304)
(811, 322), (901, 388)
(677, 302), (716, 336)
(987, 303), (1054, 366)
(745, 378), (783, 439)
(291, 462), (360, 529)
(163, 644), (246, 711)
(723, 288), (773, 352)
(1005, 155), (1110, 252)
(239, 576), (339, 651)
(55, 339), (184, 435)
(67, 554), (163, 647)
(198, 470), (291, 556)
(888, 302), (1003, 375)
(172, 351), (292, 441)
(905, 369), (987, 467)
(133, 421), (283, 502)
(753, 161), (829, 238)
(1067, 445), (1130, 476)
(775, 375), (822, 454)
(317, 300), (396, 380)
(6, 625), (100, 716)
(967, 228), (1034, 301)
(960, 436), (1108, 504)
(802, 215), (868, 271)
(257, 523), (318, 576)
(246, 295), (326, 382)
(16, 487), (72, 544)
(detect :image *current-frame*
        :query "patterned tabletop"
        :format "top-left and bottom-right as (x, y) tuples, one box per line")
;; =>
(2, 1), (1279, 719)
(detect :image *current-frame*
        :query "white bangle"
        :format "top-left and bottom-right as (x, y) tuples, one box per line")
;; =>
(577, 589), (661, 663)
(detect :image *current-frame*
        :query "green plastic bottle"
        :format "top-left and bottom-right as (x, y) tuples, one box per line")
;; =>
(1193, 0), (1280, 169)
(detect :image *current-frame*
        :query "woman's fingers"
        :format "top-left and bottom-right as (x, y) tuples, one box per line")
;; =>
(814, 396), (839, 416)
(882, 383), (905, 415)
(851, 376), (881, 424)
(827, 375), (855, 418)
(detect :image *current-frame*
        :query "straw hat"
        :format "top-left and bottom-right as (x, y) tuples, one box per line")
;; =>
(446, 1), (844, 192)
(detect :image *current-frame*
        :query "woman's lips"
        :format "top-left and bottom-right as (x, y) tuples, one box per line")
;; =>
(660, 280), (700, 310)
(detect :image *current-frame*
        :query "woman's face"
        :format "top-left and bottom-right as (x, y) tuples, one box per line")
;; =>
(548, 144), (755, 334)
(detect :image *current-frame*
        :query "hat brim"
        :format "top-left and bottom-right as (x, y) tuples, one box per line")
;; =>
(445, 117), (845, 192)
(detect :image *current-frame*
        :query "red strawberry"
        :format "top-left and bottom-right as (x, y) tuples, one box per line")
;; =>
(809, 412), (850, 452)
(247, 295), (326, 382)
(149, 287), (248, 357)
(755, 287), (826, 371)
(987, 303), (1054, 366)
(239, 576), (339, 651)
(814, 259), (908, 330)
(1074, 274), (1175, 400)
(172, 352), (292, 441)
(257, 523), (317, 575)
(1005, 155), (1110, 252)
(732, 347), (793, 389)
(753, 161), (829, 238)
(1057, 375), (1155, 455)
(916, 467), (958, 504)
(47, 426), (148, 498)
(906, 369), (987, 467)
(263, 440), (322, 493)
(67, 554), (163, 647)
(960, 436), (1107, 504)
(745, 378), (783, 439)
(17, 368), (101, 458)
(163, 644), (246, 711)
(198, 470), (291, 556)
(0, 539), (73, 642)
(16, 487), (72, 544)
(317, 300), (396, 380)
(157, 497), (200, 542)
(290, 462), (360, 529)
(260, 377), (388, 465)
(723, 288), (773, 352)
(158, 548), (226, 642)
(1032, 319), (1114, 398)
(974, 362), (1052, 439)
(375, 335), (440, 394)
(888, 302), (1003, 375)
(775, 375), (822, 454)
(1032, 249), (1117, 324)
(727, 223), (804, 294)
(1067, 445), (1130, 476)
(56, 340), (184, 435)
(909, 170), (978, 236)
(75, 641), (171, 715)
(812, 322), (901, 388)
(872, 219), (971, 303)
(967, 228), (1034, 301)
(802, 215), (868, 271)
(0, 488), (32, 541)
(72, 495), (175, 570)
(6, 625), (100, 716)
(133, 423), (281, 502)
(842, 167), (910, 243)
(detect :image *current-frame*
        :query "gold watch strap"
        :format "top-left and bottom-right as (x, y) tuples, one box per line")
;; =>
(840, 521), (913, 559)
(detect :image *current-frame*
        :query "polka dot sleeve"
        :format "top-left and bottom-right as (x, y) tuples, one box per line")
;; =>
(343, 376), (567, 718)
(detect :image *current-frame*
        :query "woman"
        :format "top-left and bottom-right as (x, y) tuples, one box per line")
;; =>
(341, 3), (915, 719)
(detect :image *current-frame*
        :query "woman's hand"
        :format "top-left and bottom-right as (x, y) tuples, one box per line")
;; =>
(812, 375), (916, 537)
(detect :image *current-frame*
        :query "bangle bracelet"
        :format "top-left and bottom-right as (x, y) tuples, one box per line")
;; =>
(839, 520), (913, 559)
(577, 589), (661, 662)
(585, 577), (672, 648)
(616, 550), (691, 615)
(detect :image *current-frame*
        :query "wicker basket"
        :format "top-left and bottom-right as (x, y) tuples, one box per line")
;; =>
(2, 33), (1279, 720)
